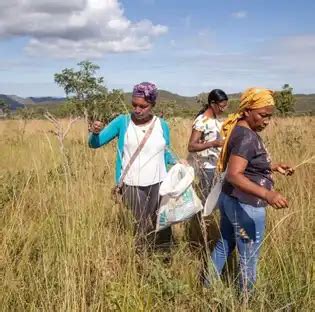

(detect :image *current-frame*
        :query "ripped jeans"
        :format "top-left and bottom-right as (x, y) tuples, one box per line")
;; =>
(210, 192), (266, 292)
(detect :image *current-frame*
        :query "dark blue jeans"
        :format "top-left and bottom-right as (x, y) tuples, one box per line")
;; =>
(210, 192), (266, 293)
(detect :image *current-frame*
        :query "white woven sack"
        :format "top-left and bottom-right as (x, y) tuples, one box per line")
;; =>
(156, 164), (203, 231)
(203, 172), (226, 217)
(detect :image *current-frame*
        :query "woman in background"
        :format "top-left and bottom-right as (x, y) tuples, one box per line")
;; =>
(188, 89), (228, 203)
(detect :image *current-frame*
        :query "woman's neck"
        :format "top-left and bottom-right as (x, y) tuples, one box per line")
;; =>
(237, 119), (249, 127)
(237, 119), (255, 131)
(131, 113), (154, 125)
(204, 106), (216, 119)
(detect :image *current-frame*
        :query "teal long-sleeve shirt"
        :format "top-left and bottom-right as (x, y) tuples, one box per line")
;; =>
(88, 114), (177, 184)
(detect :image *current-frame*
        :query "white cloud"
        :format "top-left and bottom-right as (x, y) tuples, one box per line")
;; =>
(0, 0), (168, 58)
(260, 35), (315, 74)
(169, 34), (315, 94)
(232, 11), (247, 19)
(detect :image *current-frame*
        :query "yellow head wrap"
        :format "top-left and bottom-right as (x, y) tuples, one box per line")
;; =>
(217, 87), (275, 172)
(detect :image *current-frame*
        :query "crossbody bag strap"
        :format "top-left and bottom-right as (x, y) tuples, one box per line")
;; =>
(118, 117), (157, 187)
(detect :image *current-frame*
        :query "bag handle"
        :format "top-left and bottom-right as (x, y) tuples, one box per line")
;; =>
(118, 117), (157, 188)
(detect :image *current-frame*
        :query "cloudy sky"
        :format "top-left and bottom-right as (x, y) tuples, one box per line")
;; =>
(0, 0), (314, 96)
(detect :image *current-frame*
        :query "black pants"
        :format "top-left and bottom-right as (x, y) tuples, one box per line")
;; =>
(199, 168), (215, 204)
(122, 183), (172, 249)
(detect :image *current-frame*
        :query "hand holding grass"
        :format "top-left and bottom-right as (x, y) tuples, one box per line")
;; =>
(272, 155), (314, 176)
(89, 120), (104, 134)
(272, 163), (295, 176)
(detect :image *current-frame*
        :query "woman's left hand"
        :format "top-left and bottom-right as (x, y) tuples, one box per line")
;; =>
(272, 163), (295, 176)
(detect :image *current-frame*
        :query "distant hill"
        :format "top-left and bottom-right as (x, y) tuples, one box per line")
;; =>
(0, 91), (314, 113)
(0, 94), (65, 109)
(129, 91), (315, 112)
(293, 94), (315, 113)
(124, 90), (196, 108)
(0, 94), (24, 110)
(26, 97), (65, 105)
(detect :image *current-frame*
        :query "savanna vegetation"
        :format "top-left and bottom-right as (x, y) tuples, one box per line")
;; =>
(0, 115), (314, 311)
(0, 61), (314, 311)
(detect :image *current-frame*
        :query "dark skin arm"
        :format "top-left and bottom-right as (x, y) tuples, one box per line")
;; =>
(188, 129), (224, 152)
(226, 155), (289, 209)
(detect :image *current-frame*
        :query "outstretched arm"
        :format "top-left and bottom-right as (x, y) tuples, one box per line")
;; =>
(88, 115), (123, 148)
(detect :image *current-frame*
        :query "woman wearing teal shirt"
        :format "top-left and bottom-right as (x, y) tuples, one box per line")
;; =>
(89, 82), (177, 248)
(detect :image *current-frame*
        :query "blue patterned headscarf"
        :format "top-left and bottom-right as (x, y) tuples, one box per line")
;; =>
(132, 82), (158, 104)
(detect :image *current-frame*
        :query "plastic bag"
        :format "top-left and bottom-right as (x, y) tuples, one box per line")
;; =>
(203, 171), (226, 217)
(156, 164), (203, 232)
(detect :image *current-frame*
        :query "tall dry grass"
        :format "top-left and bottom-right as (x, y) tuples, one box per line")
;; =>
(0, 117), (314, 311)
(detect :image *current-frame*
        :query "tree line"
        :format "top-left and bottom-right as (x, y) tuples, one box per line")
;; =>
(1, 60), (297, 121)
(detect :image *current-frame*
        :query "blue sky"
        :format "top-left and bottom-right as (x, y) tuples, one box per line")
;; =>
(0, 0), (314, 97)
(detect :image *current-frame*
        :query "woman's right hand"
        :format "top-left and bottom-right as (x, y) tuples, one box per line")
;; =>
(265, 191), (288, 209)
(89, 120), (104, 134)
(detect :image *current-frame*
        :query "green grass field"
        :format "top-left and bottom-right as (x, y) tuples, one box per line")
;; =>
(0, 117), (314, 311)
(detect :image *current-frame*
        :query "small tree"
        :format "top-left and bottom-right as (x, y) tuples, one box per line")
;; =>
(15, 104), (34, 141)
(0, 100), (10, 118)
(225, 99), (239, 115)
(154, 100), (177, 119)
(196, 92), (208, 108)
(54, 60), (126, 123)
(275, 84), (296, 115)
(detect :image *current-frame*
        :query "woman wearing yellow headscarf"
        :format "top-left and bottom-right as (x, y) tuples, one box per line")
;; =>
(206, 88), (294, 295)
